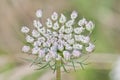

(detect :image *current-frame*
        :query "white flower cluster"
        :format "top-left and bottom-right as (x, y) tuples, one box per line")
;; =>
(21, 9), (95, 63)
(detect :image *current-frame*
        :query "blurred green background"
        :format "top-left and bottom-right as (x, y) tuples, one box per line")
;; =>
(0, 0), (120, 80)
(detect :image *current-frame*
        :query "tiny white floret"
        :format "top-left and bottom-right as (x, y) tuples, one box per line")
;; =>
(59, 14), (66, 23)
(22, 46), (30, 52)
(36, 9), (42, 18)
(33, 20), (42, 28)
(72, 50), (81, 57)
(21, 26), (30, 33)
(51, 12), (58, 21)
(26, 35), (34, 43)
(71, 11), (78, 19)
(63, 51), (71, 61)
(86, 21), (94, 31)
(32, 47), (40, 54)
(32, 29), (40, 38)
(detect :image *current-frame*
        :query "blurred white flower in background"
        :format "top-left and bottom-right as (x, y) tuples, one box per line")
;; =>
(21, 9), (95, 71)
(110, 58), (120, 80)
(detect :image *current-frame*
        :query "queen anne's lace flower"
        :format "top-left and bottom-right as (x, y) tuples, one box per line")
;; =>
(21, 10), (95, 70)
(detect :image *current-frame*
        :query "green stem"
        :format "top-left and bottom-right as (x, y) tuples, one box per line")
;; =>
(56, 60), (61, 80)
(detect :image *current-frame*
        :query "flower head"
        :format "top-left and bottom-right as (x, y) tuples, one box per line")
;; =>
(21, 9), (95, 71)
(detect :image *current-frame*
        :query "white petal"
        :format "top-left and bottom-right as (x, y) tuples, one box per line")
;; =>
(74, 35), (81, 42)
(72, 50), (81, 57)
(86, 47), (93, 52)
(58, 44), (64, 51)
(38, 27), (46, 34)
(42, 42), (47, 47)
(67, 38), (75, 45)
(74, 27), (85, 34)
(26, 35), (34, 43)
(53, 31), (58, 37)
(39, 50), (45, 57)
(32, 47), (39, 54)
(64, 34), (72, 40)
(43, 42), (51, 47)
(32, 29), (40, 38)
(36, 9), (42, 18)
(33, 41), (41, 47)
(33, 20), (42, 28)
(63, 51), (71, 61)
(65, 44), (73, 50)
(51, 12), (58, 21)
(53, 22), (59, 30)
(71, 11), (78, 19)
(58, 33), (64, 39)
(22, 46), (30, 53)
(59, 14), (66, 23)
(86, 21), (94, 31)
(38, 37), (46, 43)
(45, 53), (51, 62)
(50, 45), (57, 52)
(46, 18), (52, 28)
(73, 43), (83, 50)
(81, 36), (90, 43)
(46, 29), (52, 35)
(78, 18), (87, 26)
(59, 25), (65, 33)
(21, 26), (30, 33)
(64, 27), (73, 34)
(86, 43), (95, 52)
(65, 20), (74, 27)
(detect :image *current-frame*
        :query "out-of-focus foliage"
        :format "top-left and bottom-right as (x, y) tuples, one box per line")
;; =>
(72, 68), (110, 80)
